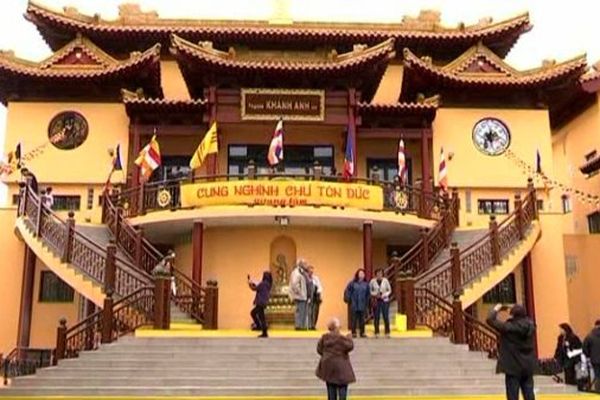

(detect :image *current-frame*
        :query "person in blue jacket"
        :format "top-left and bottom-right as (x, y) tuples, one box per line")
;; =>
(344, 268), (370, 338)
(248, 271), (273, 338)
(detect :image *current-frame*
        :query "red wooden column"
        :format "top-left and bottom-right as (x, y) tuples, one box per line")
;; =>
(207, 86), (218, 176)
(347, 88), (357, 177)
(192, 221), (204, 287)
(522, 253), (538, 355)
(362, 221), (373, 279)
(131, 117), (141, 188)
(16, 246), (36, 347)
(420, 126), (432, 193)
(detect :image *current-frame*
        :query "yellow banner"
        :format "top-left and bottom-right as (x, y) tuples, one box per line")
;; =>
(180, 179), (383, 210)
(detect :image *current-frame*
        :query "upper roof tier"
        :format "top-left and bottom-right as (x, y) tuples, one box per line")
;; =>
(0, 34), (162, 103)
(26, 1), (531, 59)
(581, 61), (600, 93)
(400, 43), (587, 101)
(170, 35), (396, 101)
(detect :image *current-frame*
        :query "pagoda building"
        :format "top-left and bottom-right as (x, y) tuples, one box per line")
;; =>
(0, 1), (598, 364)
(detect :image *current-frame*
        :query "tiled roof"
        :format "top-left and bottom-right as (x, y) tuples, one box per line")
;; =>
(171, 35), (395, 100)
(580, 61), (600, 93)
(25, 2), (531, 57)
(122, 89), (206, 116)
(402, 44), (586, 88)
(170, 35), (396, 73)
(0, 35), (161, 79)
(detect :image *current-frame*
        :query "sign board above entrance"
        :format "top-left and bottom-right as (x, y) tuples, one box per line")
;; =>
(181, 179), (383, 210)
(241, 88), (325, 121)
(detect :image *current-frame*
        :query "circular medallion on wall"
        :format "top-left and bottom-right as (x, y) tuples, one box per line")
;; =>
(48, 111), (89, 150)
(472, 118), (511, 156)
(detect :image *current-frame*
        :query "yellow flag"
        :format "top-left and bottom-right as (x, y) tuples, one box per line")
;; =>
(190, 122), (218, 169)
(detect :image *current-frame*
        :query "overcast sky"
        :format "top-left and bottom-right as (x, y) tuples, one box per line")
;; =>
(0, 0), (596, 193)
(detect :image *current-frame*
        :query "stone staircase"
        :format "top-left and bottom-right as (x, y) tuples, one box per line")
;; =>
(3, 336), (576, 396)
(429, 228), (488, 269)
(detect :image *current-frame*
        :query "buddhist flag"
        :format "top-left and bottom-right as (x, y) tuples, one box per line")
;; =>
(536, 149), (542, 174)
(1, 143), (22, 175)
(397, 138), (406, 185)
(190, 122), (219, 170)
(113, 144), (123, 171)
(438, 146), (448, 192)
(135, 135), (161, 182)
(267, 118), (284, 166)
(343, 126), (355, 179)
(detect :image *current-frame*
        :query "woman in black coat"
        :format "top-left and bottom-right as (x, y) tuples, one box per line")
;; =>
(248, 271), (273, 338)
(554, 323), (584, 388)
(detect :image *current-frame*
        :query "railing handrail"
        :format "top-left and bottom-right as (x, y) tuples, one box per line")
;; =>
(19, 185), (152, 295)
(416, 188), (536, 291)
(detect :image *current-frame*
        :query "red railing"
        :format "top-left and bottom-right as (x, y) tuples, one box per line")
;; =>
(2, 347), (53, 384)
(107, 172), (447, 221)
(17, 183), (152, 298)
(57, 286), (154, 360)
(415, 288), (498, 357)
(385, 190), (459, 280)
(416, 185), (537, 299)
(103, 192), (207, 323)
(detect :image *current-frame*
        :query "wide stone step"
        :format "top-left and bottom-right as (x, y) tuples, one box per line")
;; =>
(37, 366), (497, 378)
(96, 346), (476, 355)
(56, 358), (497, 369)
(12, 376), (515, 387)
(0, 383), (577, 397)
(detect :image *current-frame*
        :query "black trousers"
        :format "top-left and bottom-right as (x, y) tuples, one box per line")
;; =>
(250, 305), (267, 335)
(505, 374), (535, 400)
(592, 363), (600, 393)
(326, 382), (348, 400)
(351, 310), (365, 336)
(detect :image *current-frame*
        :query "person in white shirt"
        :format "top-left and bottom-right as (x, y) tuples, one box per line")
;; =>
(44, 187), (54, 209)
(369, 268), (392, 338)
(307, 265), (323, 330)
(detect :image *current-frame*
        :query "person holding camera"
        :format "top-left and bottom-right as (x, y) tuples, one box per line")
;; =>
(486, 303), (537, 400)
(248, 271), (273, 338)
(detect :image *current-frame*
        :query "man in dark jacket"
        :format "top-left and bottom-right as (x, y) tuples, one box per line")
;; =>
(486, 303), (537, 400)
(583, 319), (600, 392)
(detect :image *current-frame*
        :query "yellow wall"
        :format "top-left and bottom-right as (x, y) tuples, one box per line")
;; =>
(433, 108), (554, 189)
(160, 60), (191, 100)
(531, 213), (571, 357)
(4, 102), (129, 185)
(29, 262), (81, 349)
(0, 208), (24, 355)
(563, 234), (600, 337)
(552, 96), (600, 234)
(174, 226), (363, 329)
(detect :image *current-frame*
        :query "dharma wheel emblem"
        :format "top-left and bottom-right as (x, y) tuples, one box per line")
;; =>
(48, 111), (89, 150)
(394, 191), (409, 210)
(157, 189), (172, 208)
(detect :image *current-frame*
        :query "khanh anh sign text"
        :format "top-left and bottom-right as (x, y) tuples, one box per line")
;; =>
(180, 180), (383, 210)
(241, 88), (325, 121)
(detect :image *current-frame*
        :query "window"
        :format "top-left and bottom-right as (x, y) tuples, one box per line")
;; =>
(367, 158), (413, 183)
(536, 199), (544, 212)
(587, 211), (600, 233)
(86, 188), (94, 210)
(228, 145), (334, 175)
(39, 271), (74, 302)
(562, 195), (572, 214)
(483, 273), (516, 304)
(478, 199), (509, 215)
(53, 195), (81, 211)
(154, 156), (191, 182)
(12, 194), (19, 205)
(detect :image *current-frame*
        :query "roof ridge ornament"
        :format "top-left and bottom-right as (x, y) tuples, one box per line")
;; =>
(401, 10), (441, 31)
(118, 3), (158, 23)
(542, 59), (556, 69)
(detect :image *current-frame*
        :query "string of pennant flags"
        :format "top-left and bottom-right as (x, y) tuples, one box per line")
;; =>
(504, 148), (600, 209)
(0, 132), (66, 176)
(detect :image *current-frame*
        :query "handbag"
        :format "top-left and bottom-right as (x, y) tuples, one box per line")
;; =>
(575, 355), (590, 381)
